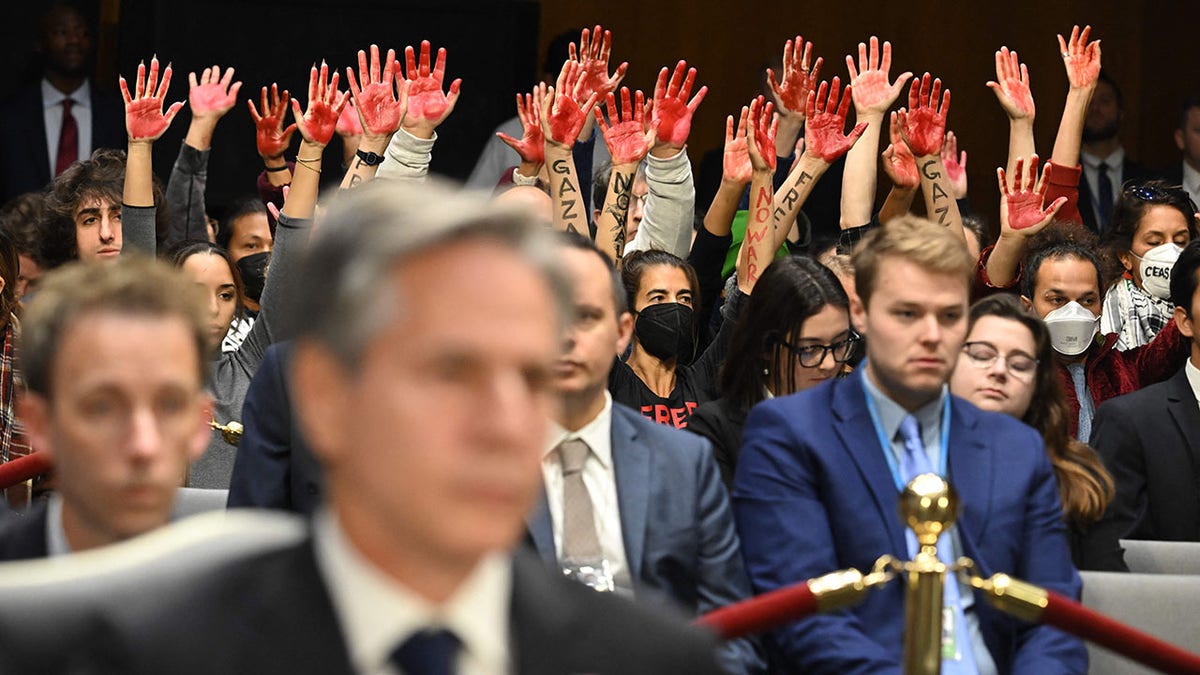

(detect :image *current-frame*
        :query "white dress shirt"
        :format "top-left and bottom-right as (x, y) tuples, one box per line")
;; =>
(1181, 161), (1200, 211)
(1186, 358), (1200, 411)
(42, 79), (93, 175)
(541, 391), (632, 589)
(312, 509), (512, 675)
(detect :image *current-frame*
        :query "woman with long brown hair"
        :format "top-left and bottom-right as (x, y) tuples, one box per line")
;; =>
(950, 293), (1122, 570)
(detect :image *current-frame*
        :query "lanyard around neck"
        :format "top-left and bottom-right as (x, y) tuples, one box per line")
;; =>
(863, 387), (952, 492)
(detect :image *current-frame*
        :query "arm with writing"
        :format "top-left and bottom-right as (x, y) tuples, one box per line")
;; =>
(986, 155), (1066, 288)
(120, 56), (184, 254)
(737, 97), (778, 295)
(878, 111), (919, 224)
(376, 40), (460, 182)
(595, 87), (653, 261)
(341, 45), (406, 191)
(165, 65), (240, 247)
(898, 73), (964, 240)
(840, 37), (911, 229)
(538, 62), (600, 234)
(987, 47), (1036, 178)
(630, 60), (707, 258)
(773, 78), (867, 249)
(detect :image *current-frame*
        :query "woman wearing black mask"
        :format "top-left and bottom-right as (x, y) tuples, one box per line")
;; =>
(608, 249), (745, 429)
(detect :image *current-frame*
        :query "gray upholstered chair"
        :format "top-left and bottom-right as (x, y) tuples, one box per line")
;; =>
(172, 487), (230, 519)
(1080, 571), (1200, 674)
(1119, 539), (1200, 575)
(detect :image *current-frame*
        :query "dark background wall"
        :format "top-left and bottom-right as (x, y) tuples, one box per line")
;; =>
(4, 0), (1199, 226)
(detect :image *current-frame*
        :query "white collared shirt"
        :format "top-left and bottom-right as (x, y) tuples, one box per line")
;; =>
(312, 510), (512, 675)
(42, 79), (93, 175)
(1181, 162), (1200, 212)
(1186, 358), (1200, 410)
(541, 391), (632, 589)
(1081, 147), (1126, 226)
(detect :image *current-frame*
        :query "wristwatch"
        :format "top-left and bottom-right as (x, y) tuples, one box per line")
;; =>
(356, 149), (385, 166)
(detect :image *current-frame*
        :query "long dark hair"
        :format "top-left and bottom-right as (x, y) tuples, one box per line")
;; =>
(167, 240), (245, 328)
(967, 294), (1114, 524)
(720, 256), (849, 411)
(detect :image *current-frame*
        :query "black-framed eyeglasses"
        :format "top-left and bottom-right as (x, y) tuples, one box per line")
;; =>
(961, 341), (1038, 382)
(778, 333), (861, 368)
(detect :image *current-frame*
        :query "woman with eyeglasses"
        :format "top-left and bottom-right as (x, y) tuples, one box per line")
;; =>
(1100, 180), (1198, 350)
(687, 256), (858, 488)
(950, 294), (1122, 570)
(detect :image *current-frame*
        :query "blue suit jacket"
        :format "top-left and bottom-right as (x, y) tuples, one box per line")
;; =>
(733, 371), (1086, 674)
(527, 402), (764, 674)
(226, 342), (322, 514)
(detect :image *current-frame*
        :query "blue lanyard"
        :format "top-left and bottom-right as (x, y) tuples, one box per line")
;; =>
(863, 383), (952, 492)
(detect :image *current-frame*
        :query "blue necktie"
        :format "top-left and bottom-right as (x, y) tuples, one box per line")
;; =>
(898, 414), (979, 674)
(1096, 162), (1114, 233)
(390, 629), (460, 675)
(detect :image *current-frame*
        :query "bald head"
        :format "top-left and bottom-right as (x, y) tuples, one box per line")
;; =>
(492, 186), (552, 228)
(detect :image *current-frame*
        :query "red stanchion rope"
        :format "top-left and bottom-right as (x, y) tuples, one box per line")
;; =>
(0, 452), (51, 490)
(1040, 589), (1200, 675)
(695, 580), (816, 640)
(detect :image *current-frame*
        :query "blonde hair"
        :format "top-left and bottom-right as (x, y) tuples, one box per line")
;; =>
(851, 216), (974, 308)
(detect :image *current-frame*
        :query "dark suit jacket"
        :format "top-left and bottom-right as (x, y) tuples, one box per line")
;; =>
(0, 539), (726, 674)
(733, 371), (1086, 674)
(0, 80), (125, 203)
(1077, 156), (1160, 235)
(1089, 366), (1200, 543)
(687, 395), (749, 490)
(0, 500), (47, 561)
(226, 342), (322, 514)
(527, 402), (764, 674)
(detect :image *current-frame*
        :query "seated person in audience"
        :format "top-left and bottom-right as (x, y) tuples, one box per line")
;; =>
(0, 182), (727, 675)
(529, 232), (764, 673)
(0, 231), (30, 509)
(0, 193), (49, 306)
(1087, 241), (1200, 544)
(688, 256), (856, 488)
(949, 294), (1120, 570)
(215, 198), (272, 352)
(0, 256), (211, 560)
(1165, 93), (1200, 209)
(735, 216), (1086, 673)
(1017, 222), (1187, 440)
(1099, 180), (1196, 350)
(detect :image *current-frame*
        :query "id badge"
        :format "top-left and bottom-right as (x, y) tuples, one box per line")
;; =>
(941, 606), (962, 661)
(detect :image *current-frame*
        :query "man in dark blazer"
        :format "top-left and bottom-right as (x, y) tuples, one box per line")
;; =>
(734, 218), (1085, 673)
(1089, 241), (1200, 542)
(0, 5), (124, 203)
(527, 234), (763, 674)
(0, 257), (212, 563)
(1077, 72), (1160, 235)
(0, 185), (726, 673)
(226, 341), (323, 514)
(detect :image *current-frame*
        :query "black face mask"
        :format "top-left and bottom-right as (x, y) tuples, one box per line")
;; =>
(236, 251), (270, 303)
(635, 303), (695, 363)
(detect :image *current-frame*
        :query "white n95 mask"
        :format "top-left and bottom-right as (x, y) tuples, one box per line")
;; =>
(1134, 243), (1183, 300)
(1043, 301), (1100, 356)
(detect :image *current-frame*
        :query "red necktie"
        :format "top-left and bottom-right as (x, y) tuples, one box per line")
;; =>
(55, 98), (78, 177)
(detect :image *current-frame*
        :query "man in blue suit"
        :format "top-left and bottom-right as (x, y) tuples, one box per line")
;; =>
(526, 234), (764, 674)
(734, 217), (1086, 673)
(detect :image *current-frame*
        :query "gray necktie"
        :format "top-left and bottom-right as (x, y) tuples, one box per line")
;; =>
(559, 438), (602, 560)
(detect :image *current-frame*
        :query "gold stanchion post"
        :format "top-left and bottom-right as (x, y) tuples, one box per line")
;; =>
(898, 473), (959, 675)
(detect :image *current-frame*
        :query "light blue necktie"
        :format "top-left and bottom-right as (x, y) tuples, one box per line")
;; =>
(1066, 363), (1094, 442)
(898, 414), (979, 674)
